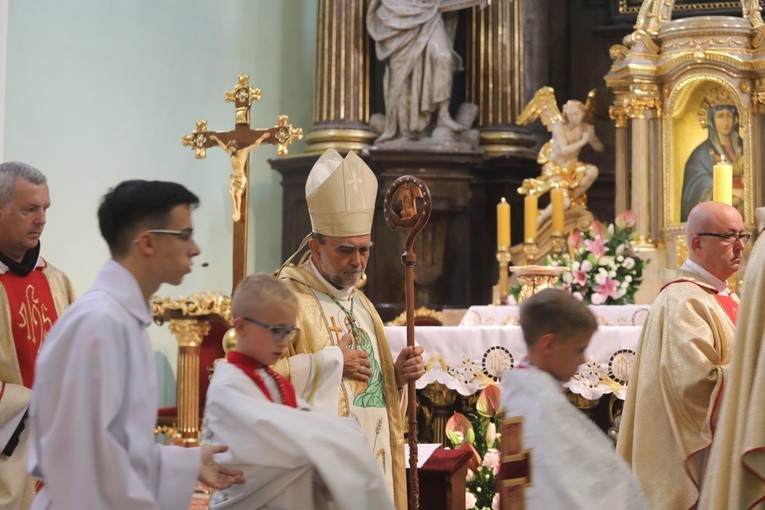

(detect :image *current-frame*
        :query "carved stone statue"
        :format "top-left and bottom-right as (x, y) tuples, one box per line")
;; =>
(366, 0), (484, 145)
(516, 87), (606, 225)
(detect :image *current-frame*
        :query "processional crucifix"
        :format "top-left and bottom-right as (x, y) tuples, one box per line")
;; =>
(182, 74), (303, 289)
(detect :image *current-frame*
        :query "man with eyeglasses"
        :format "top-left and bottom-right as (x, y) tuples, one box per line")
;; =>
(28, 180), (243, 509)
(617, 200), (745, 510)
(275, 148), (425, 509)
(0, 162), (75, 510)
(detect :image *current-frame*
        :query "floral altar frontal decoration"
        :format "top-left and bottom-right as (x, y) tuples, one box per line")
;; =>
(555, 210), (646, 305)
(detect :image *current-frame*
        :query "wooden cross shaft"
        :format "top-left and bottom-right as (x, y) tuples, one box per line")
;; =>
(181, 74), (302, 290)
(384, 175), (433, 510)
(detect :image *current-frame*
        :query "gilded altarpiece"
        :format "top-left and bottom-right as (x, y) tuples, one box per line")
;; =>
(606, 3), (765, 293)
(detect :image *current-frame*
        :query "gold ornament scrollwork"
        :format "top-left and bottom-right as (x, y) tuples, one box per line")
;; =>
(151, 292), (232, 325)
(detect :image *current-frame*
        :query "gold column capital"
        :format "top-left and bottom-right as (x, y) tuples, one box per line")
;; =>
(609, 105), (630, 128)
(168, 320), (211, 348)
(624, 88), (662, 119)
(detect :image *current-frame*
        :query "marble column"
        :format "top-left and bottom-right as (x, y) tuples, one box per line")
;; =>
(610, 103), (630, 215)
(630, 117), (650, 244)
(466, 0), (549, 156)
(625, 81), (661, 246)
(304, 0), (376, 153)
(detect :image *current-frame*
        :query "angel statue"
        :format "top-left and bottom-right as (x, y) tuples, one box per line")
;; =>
(517, 87), (606, 225)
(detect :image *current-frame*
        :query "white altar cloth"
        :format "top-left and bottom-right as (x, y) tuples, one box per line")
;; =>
(385, 325), (641, 400)
(458, 304), (651, 327)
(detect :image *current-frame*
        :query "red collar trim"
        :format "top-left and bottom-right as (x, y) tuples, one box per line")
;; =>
(226, 351), (297, 408)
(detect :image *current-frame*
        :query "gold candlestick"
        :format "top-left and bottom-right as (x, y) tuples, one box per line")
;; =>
(523, 241), (539, 265)
(551, 231), (565, 259)
(509, 265), (567, 303)
(495, 249), (512, 305)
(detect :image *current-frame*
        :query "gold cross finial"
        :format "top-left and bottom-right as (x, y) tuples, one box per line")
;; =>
(181, 120), (211, 159)
(273, 115), (304, 155)
(225, 74), (262, 106)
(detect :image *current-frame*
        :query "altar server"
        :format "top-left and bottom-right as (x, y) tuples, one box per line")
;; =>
(500, 288), (647, 509)
(28, 180), (243, 509)
(203, 272), (393, 510)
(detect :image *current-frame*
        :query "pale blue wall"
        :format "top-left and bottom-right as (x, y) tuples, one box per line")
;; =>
(2, 0), (316, 401)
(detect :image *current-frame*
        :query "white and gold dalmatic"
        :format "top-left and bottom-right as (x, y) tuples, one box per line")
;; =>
(699, 231), (765, 509)
(275, 148), (407, 510)
(616, 265), (735, 510)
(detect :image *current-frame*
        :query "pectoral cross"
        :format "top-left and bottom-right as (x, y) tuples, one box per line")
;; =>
(329, 317), (345, 344)
(182, 74), (303, 290)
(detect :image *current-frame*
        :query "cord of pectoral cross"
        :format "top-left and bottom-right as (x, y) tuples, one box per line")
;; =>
(330, 295), (361, 349)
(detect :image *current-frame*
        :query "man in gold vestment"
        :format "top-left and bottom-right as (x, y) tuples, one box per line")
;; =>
(0, 162), (75, 510)
(616, 201), (744, 509)
(275, 148), (425, 510)
(698, 209), (765, 509)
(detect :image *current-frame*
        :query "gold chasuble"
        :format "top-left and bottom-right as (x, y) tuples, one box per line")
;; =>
(0, 259), (74, 510)
(275, 262), (406, 510)
(616, 267), (735, 510)
(699, 236), (765, 509)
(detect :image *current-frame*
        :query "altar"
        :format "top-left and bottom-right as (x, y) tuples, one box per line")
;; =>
(385, 323), (641, 401)
(458, 304), (651, 328)
(385, 305), (647, 444)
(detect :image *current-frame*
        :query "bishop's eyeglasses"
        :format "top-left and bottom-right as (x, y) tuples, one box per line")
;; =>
(696, 232), (751, 244)
(243, 317), (299, 343)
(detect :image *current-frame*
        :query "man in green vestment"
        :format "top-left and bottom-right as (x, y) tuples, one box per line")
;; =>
(275, 148), (425, 510)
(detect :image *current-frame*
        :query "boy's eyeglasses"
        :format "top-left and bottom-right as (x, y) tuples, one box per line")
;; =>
(145, 228), (195, 242)
(243, 317), (299, 343)
(696, 232), (751, 244)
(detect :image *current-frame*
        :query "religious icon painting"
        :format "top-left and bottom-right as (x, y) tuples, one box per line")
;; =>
(665, 77), (753, 227)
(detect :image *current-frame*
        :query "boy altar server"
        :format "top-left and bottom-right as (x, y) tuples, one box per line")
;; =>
(28, 180), (243, 509)
(500, 289), (647, 509)
(203, 273), (393, 510)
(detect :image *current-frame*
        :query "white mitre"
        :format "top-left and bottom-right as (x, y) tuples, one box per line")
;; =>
(306, 148), (378, 237)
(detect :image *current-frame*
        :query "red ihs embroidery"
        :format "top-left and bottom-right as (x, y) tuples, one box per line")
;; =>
(0, 270), (58, 388)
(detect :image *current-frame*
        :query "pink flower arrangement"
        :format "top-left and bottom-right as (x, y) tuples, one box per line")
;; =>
(556, 211), (646, 305)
